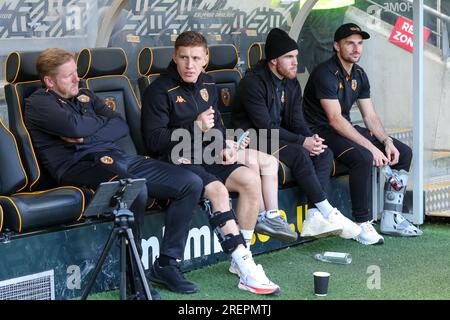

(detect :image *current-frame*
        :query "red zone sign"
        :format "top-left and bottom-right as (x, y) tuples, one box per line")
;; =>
(389, 16), (431, 53)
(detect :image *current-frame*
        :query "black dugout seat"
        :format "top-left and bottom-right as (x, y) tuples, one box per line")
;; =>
(205, 44), (242, 129)
(4, 51), (56, 191)
(2, 51), (88, 232)
(137, 46), (173, 100)
(77, 47), (145, 155)
(77, 47), (158, 210)
(247, 42), (265, 69)
(0, 119), (85, 233)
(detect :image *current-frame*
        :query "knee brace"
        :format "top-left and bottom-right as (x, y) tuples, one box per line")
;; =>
(208, 209), (245, 254)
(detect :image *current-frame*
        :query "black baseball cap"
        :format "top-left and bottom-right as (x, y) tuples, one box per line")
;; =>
(334, 23), (370, 42)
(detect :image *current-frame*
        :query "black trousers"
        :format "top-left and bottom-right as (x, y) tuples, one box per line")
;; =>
(320, 126), (412, 222)
(60, 150), (203, 260)
(277, 141), (334, 208)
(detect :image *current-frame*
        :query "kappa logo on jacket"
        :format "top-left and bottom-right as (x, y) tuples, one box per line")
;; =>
(176, 96), (186, 103)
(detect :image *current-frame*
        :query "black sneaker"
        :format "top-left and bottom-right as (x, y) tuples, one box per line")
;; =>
(147, 258), (197, 294)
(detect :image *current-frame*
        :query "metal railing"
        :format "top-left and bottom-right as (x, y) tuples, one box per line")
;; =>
(366, 0), (449, 57)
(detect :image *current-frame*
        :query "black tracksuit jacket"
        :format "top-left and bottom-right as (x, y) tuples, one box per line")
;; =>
(25, 88), (128, 182)
(232, 60), (312, 149)
(141, 61), (226, 163)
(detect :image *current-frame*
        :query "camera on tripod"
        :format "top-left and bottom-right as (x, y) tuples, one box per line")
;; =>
(81, 178), (153, 300)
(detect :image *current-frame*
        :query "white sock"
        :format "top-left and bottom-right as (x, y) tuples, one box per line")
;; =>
(231, 245), (252, 273)
(307, 208), (320, 220)
(265, 209), (280, 219)
(314, 200), (334, 218)
(241, 229), (254, 248)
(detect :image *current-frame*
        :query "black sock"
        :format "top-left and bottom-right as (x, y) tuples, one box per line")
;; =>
(158, 254), (174, 267)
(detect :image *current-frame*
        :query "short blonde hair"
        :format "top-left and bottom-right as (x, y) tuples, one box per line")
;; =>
(36, 48), (76, 85)
(175, 31), (208, 51)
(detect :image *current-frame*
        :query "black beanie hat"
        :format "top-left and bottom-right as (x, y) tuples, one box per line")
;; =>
(265, 28), (298, 61)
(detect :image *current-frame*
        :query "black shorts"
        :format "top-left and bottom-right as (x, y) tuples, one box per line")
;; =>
(181, 163), (244, 186)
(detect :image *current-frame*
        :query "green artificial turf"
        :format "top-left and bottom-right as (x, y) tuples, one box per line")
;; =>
(88, 222), (450, 300)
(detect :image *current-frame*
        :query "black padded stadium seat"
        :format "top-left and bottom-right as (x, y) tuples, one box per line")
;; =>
(2, 51), (89, 233)
(245, 42), (349, 180)
(77, 47), (159, 210)
(137, 46), (173, 101)
(77, 47), (145, 155)
(205, 44), (242, 129)
(247, 42), (265, 69)
(3, 51), (57, 191)
(0, 118), (85, 233)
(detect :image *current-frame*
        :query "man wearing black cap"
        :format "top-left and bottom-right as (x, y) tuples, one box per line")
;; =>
(303, 23), (422, 245)
(233, 28), (362, 241)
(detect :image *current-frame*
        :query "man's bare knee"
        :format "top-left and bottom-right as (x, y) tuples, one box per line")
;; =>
(204, 181), (230, 210)
(245, 162), (260, 174)
(260, 153), (278, 176)
(236, 169), (261, 194)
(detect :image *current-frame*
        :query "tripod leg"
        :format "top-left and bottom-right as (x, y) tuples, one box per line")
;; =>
(125, 228), (152, 300)
(81, 227), (120, 300)
(126, 244), (137, 295)
(120, 234), (127, 300)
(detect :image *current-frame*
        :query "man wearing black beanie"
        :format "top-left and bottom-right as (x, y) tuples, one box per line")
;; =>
(233, 28), (361, 240)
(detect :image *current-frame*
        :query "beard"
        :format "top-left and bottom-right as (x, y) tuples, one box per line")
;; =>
(276, 65), (297, 80)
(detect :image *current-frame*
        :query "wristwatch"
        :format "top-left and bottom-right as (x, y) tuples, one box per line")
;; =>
(382, 136), (393, 146)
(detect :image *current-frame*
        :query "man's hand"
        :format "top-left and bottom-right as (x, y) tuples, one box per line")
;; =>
(61, 136), (84, 144)
(221, 147), (237, 165)
(303, 134), (327, 157)
(240, 136), (250, 149)
(384, 140), (400, 166)
(195, 106), (215, 132)
(370, 145), (389, 167)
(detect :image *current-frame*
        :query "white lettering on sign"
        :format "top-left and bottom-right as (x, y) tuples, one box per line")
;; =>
(401, 21), (414, 34)
(392, 30), (414, 47)
(389, 16), (431, 53)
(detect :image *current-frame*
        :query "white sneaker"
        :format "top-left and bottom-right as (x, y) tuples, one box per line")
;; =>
(380, 211), (423, 237)
(301, 212), (342, 238)
(233, 253), (280, 295)
(353, 221), (384, 245)
(327, 208), (362, 239)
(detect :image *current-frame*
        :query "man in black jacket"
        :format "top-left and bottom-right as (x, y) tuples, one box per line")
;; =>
(141, 31), (280, 295)
(233, 28), (361, 241)
(25, 48), (204, 298)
